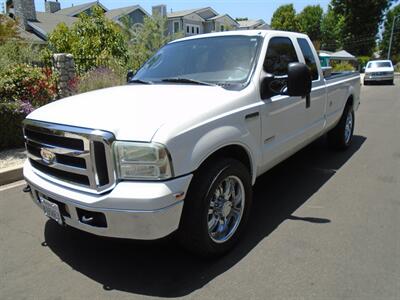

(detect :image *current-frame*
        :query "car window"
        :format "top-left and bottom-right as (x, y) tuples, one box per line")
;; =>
(263, 37), (299, 76)
(133, 36), (262, 89)
(297, 38), (319, 81)
(367, 62), (392, 68)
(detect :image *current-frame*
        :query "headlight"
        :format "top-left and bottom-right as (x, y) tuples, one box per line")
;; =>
(113, 142), (173, 180)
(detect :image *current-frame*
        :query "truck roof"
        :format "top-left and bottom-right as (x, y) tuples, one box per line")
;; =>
(170, 30), (310, 44)
(367, 60), (392, 63)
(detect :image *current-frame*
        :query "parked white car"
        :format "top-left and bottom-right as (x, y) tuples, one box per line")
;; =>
(23, 30), (360, 256)
(364, 60), (394, 85)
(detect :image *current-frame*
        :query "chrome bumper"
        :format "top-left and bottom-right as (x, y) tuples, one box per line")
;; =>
(24, 160), (193, 240)
(364, 75), (394, 81)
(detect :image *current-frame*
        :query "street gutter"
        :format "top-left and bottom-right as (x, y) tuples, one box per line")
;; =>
(0, 165), (24, 186)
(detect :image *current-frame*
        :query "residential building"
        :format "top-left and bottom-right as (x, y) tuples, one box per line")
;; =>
(165, 6), (240, 36)
(4, 0), (148, 42)
(4, 1), (255, 43)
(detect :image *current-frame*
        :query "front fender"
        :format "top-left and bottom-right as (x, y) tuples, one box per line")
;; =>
(155, 109), (262, 185)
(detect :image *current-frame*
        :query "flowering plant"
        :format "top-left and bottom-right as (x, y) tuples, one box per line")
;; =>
(0, 64), (58, 110)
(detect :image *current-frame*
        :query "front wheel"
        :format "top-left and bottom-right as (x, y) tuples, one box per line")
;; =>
(328, 104), (355, 150)
(178, 158), (253, 257)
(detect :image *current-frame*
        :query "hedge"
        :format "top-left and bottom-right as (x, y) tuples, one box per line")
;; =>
(0, 103), (25, 150)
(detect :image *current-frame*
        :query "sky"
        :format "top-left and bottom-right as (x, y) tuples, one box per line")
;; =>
(33, 0), (332, 23)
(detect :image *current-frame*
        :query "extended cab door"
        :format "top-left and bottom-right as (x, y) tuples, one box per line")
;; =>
(295, 37), (326, 140)
(259, 36), (309, 171)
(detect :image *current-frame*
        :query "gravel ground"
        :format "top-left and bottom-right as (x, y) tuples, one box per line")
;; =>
(0, 148), (26, 169)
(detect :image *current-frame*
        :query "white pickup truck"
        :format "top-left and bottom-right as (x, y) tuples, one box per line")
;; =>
(23, 30), (360, 256)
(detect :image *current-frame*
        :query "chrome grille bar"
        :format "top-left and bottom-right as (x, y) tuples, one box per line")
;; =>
(27, 152), (88, 175)
(23, 119), (116, 194)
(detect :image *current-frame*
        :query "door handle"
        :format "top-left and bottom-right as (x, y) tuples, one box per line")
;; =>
(245, 112), (259, 120)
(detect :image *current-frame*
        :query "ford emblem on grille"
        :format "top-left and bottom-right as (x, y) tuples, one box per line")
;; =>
(40, 148), (56, 164)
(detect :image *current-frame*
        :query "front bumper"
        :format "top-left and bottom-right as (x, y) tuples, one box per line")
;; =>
(364, 74), (394, 81)
(24, 160), (193, 240)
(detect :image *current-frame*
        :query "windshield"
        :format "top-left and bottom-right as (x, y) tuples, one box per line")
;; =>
(367, 62), (392, 69)
(132, 35), (262, 89)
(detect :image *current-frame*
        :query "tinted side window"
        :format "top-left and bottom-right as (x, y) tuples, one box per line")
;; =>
(297, 38), (319, 80)
(264, 37), (298, 76)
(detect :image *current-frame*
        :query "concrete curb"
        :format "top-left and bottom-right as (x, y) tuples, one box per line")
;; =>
(0, 165), (24, 186)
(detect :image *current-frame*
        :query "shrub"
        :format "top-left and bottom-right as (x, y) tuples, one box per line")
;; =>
(332, 62), (355, 72)
(0, 41), (46, 72)
(48, 5), (128, 73)
(0, 15), (21, 43)
(0, 102), (25, 150)
(0, 64), (57, 107)
(77, 67), (125, 94)
(357, 56), (371, 72)
(0, 64), (58, 150)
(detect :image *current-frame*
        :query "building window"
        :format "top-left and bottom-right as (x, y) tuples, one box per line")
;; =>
(196, 27), (199, 34)
(192, 26), (194, 34)
(220, 25), (225, 31)
(187, 26), (190, 33)
(174, 21), (179, 33)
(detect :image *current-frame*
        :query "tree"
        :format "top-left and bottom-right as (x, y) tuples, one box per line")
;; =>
(380, 4), (400, 63)
(330, 0), (395, 56)
(0, 15), (21, 43)
(271, 4), (300, 32)
(320, 6), (345, 51)
(123, 14), (182, 71)
(48, 5), (127, 72)
(297, 5), (323, 43)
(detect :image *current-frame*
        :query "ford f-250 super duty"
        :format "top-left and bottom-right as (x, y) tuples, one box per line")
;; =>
(23, 30), (360, 256)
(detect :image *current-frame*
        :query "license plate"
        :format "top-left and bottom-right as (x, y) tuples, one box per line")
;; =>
(39, 194), (63, 225)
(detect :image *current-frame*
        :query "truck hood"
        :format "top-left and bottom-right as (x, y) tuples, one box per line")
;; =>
(27, 84), (240, 142)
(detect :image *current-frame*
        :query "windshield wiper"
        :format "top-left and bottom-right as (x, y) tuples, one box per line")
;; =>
(129, 79), (153, 84)
(160, 78), (215, 86)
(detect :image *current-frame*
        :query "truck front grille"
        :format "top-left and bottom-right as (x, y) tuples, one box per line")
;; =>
(23, 120), (116, 194)
(371, 72), (389, 76)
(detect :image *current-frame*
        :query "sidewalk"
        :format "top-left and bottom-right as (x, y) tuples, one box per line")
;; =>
(0, 148), (26, 186)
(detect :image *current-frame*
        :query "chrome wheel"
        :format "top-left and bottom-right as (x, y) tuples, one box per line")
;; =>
(207, 175), (245, 243)
(344, 111), (353, 144)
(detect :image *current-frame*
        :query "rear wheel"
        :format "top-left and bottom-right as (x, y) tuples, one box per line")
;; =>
(178, 158), (252, 257)
(328, 103), (354, 150)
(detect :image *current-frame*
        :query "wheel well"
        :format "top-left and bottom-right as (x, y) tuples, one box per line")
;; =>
(198, 145), (252, 178)
(346, 95), (354, 109)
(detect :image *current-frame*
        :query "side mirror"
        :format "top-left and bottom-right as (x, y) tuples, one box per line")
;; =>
(287, 63), (311, 97)
(126, 70), (135, 83)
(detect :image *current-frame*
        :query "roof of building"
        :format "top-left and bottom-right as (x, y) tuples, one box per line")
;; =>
(167, 8), (201, 18)
(207, 14), (240, 26)
(167, 7), (218, 19)
(238, 19), (269, 29)
(105, 5), (148, 21)
(320, 50), (356, 60)
(16, 24), (46, 43)
(55, 1), (107, 17)
(332, 50), (356, 59)
(27, 12), (77, 39)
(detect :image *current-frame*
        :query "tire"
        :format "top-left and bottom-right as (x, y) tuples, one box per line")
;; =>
(363, 80), (368, 85)
(389, 79), (394, 85)
(178, 158), (253, 257)
(328, 103), (355, 150)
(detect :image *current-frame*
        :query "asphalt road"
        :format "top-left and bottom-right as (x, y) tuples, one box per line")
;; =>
(1, 79), (399, 300)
